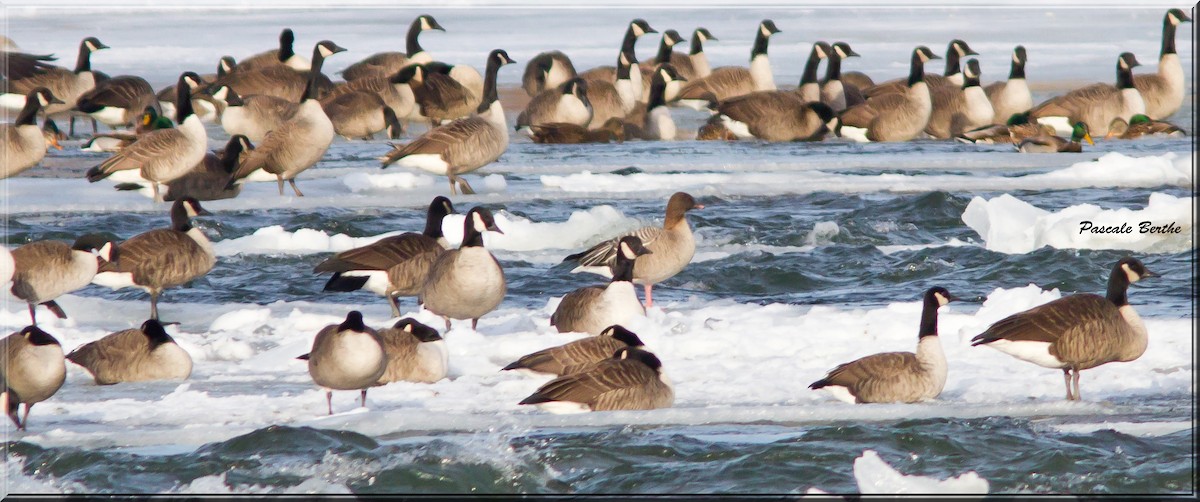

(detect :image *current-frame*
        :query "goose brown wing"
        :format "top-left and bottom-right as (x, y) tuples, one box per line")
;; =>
(313, 234), (440, 273)
(971, 294), (1119, 346)
(718, 91), (802, 124)
(114, 229), (212, 283)
(520, 359), (656, 404)
(814, 351), (919, 389)
(1030, 83), (1115, 118)
(88, 128), (189, 180)
(75, 76), (154, 111)
(564, 226), (664, 268)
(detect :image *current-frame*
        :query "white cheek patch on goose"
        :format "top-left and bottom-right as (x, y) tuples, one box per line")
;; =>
(620, 242), (636, 259)
(403, 324), (413, 333)
(1122, 263), (1141, 283)
(760, 25), (771, 37)
(816, 46), (827, 59)
(472, 212), (487, 233)
(38, 94), (51, 107)
(319, 46), (333, 58)
(632, 24), (645, 37)
(935, 292), (950, 306)
(86, 41), (97, 51)
(421, 17), (432, 30)
(836, 47), (847, 58)
(1013, 53), (1020, 64)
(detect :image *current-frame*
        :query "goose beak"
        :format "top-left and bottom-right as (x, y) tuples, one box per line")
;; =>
(1141, 269), (1159, 278)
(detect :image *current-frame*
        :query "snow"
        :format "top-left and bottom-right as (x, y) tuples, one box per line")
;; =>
(961, 192), (1192, 254)
(852, 450), (989, 495)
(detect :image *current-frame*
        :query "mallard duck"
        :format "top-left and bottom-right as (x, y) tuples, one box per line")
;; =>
(1017, 121), (1093, 153)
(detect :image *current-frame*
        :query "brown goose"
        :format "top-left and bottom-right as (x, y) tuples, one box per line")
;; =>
(972, 258), (1157, 401)
(0, 326), (66, 431)
(1029, 52), (1144, 136)
(581, 51), (637, 126)
(157, 56), (235, 124)
(924, 59), (994, 139)
(837, 46), (940, 142)
(321, 90), (403, 140)
(564, 192), (703, 307)
(114, 135), (255, 202)
(9, 235), (115, 325)
(380, 50), (515, 195)
(208, 84), (299, 143)
(299, 311), (386, 415)
(0, 37), (109, 135)
(625, 65), (684, 140)
(419, 207), (507, 331)
(714, 91), (837, 142)
(1, 88), (64, 179)
(638, 29), (685, 101)
(407, 62), (474, 126)
(529, 117), (625, 144)
(667, 28), (717, 80)
(984, 46), (1031, 125)
(821, 42), (864, 113)
(522, 51), (578, 97)
(552, 236), (650, 335)
(235, 28), (311, 73)
(66, 319), (192, 385)
(210, 40), (345, 102)
(503, 325), (646, 377)
(518, 347), (673, 413)
(794, 42), (831, 103)
(516, 78), (593, 133)
(315, 196), (456, 317)
(85, 72), (209, 202)
(91, 198), (216, 321)
(577, 19), (657, 102)
(673, 20), (780, 110)
(342, 15), (444, 81)
(73, 75), (158, 128)
(1133, 9), (1190, 120)
(863, 39), (978, 97)
(375, 318), (447, 385)
(810, 287), (959, 404)
(322, 67), (417, 123)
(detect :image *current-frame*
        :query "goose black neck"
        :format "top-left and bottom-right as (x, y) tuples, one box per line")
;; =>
(611, 252), (636, 282)
(943, 49), (961, 78)
(825, 53), (843, 81)
(221, 140), (245, 173)
(461, 223), (485, 248)
(1008, 56), (1025, 80)
(477, 56), (502, 114)
(647, 74), (668, 110)
(301, 71), (320, 102)
(689, 33), (705, 56)
(918, 295), (940, 338)
(75, 42), (92, 73)
(616, 52), (632, 80)
(654, 38), (674, 64)
(170, 203), (193, 232)
(750, 30), (771, 60)
(224, 87), (245, 107)
(963, 73), (980, 89)
(310, 45), (329, 76)
(142, 321), (175, 349)
(175, 76), (195, 123)
(278, 36), (295, 62)
(423, 205), (447, 239)
(620, 29), (640, 64)
(1106, 266), (1131, 306)
(1116, 63), (1135, 89)
(15, 95), (41, 126)
(407, 19), (425, 56)
(1161, 17), (1178, 56)
(907, 52), (926, 87)
(799, 50), (822, 85)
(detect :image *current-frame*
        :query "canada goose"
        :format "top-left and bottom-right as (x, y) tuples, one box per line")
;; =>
(955, 112), (1054, 144)
(1134, 9), (1191, 120)
(225, 66), (336, 197)
(315, 196), (455, 317)
(971, 257), (1157, 401)
(529, 117), (625, 144)
(925, 59), (994, 139)
(517, 78), (593, 133)
(300, 311), (386, 415)
(380, 49), (515, 195)
(85, 72), (208, 202)
(674, 19), (781, 109)
(810, 287), (959, 404)
(210, 40), (345, 103)
(206, 84), (298, 143)
(518, 346), (673, 413)
(342, 15), (445, 81)
(576, 19), (658, 101)
(503, 325), (646, 377)
(1, 88), (64, 179)
(522, 51), (578, 97)
(984, 46), (1031, 125)
(626, 65), (684, 140)
(638, 29), (685, 101)
(714, 93), (836, 142)
(322, 66), (417, 122)
(668, 28), (717, 80)
(864, 39), (978, 97)
(81, 106), (174, 153)
(581, 51), (637, 126)
(795, 42), (831, 103)
(0, 37), (109, 134)
(820, 42), (864, 113)
(91, 198), (216, 321)
(841, 70), (876, 91)
(235, 28), (311, 73)
(1105, 114), (1185, 139)
(408, 62), (475, 127)
(837, 46), (940, 142)
(0, 326), (66, 430)
(419, 206), (506, 331)
(1030, 52), (1144, 136)
(375, 318), (447, 385)
(115, 135), (254, 201)
(564, 192), (702, 307)
(72, 75), (158, 128)
(158, 56), (235, 124)
(66, 319), (192, 385)
(1017, 121), (1093, 153)
(321, 90), (403, 140)
(9, 235), (115, 325)
(552, 236), (650, 335)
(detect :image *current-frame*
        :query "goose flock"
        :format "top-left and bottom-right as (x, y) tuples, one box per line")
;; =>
(0, 9), (1185, 428)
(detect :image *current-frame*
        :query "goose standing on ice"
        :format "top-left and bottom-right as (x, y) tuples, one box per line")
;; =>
(299, 311), (386, 415)
(113, 134), (255, 201)
(375, 318), (448, 385)
(419, 207), (507, 332)
(809, 287), (960, 404)
(0, 37), (109, 135)
(984, 46), (1032, 125)
(1029, 52), (1144, 136)
(552, 236), (651, 335)
(971, 258), (1157, 401)
(342, 14), (445, 81)
(503, 325), (647, 377)
(564, 192), (703, 307)
(91, 198), (216, 321)
(66, 319), (192, 385)
(8, 235), (116, 325)
(379, 49), (515, 195)
(1133, 9), (1191, 120)
(1, 88), (64, 179)
(518, 346), (673, 413)
(673, 19), (781, 109)
(0, 326), (66, 431)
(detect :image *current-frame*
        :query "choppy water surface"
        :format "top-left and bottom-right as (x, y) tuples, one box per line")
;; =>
(1, 5), (1195, 496)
